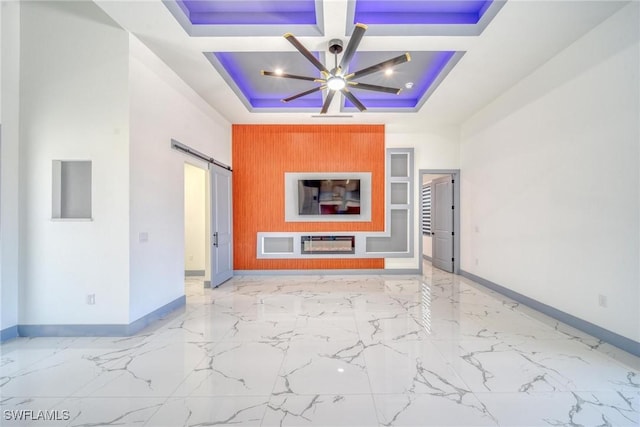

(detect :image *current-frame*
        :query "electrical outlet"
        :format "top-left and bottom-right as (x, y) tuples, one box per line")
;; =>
(475, 258), (479, 266)
(86, 294), (96, 305)
(598, 294), (607, 308)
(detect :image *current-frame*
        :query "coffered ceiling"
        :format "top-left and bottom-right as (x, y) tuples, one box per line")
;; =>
(94, 0), (629, 129)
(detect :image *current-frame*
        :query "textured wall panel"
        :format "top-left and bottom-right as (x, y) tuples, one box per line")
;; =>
(232, 124), (385, 270)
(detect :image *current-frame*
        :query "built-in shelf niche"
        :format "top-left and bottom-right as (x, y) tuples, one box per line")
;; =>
(390, 182), (409, 205)
(365, 209), (409, 253)
(263, 236), (295, 254)
(257, 148), (414, 260)
(364, 148), (413, 256)
(390, 152), (410, 177)
(52, 160), (92, 220)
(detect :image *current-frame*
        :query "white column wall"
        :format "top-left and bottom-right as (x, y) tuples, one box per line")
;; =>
(19, 1), (131, 325)
(128, 35), (231, 323)
(1, 1), (21, 334)
(385, 126), (460, 270)
(460, 3), (640, 341)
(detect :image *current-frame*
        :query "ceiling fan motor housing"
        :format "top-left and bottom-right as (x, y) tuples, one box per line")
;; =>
(328, 39), (343, 55)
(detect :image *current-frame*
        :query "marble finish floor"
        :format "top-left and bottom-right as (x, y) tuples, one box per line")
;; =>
(1, 262), (638, 426)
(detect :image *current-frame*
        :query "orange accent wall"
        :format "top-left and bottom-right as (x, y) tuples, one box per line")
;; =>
(233, 124), (385, 270)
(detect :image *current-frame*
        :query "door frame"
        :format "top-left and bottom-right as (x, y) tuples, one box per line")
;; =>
(172, 139), (232, 288)
(418, 169), (460, 275)
(183, 160), (212, 286)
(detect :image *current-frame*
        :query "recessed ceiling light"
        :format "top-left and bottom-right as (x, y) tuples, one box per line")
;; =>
(405, 82), (414, 89)
(385, 68), (394, 76)
(274, 68), (284, 76)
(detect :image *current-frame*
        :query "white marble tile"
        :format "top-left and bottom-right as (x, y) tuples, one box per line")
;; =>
(432, 338), (570, 393)
(598, 343), (640, 371)
(418, 311), (499, 341)
(52, 397), (164, 427)
(0, 337), (79, 377)
(73, 340), (208, 397)
(144, 396), (268, 426)
(505, 338), (640, 393)
(475, 308), (571, 340)
(295, 312), (359, 333)
(0, 397), (68, 427)
(273, 338), (371, 395)
(363, 339), (468, 395)
(357, 312), (429, 344)
(221, 317), (299, 343)
(516, 304), (605, 343)
(2, 266), (638, 427)
(475, 391), (639, 426)
(156, 309), (237, 342)
(1, 348), (104, 398)
(172, 341), (285, 396)
(353, 294), (422, 318)
(373, 393), (498, 426)
(263, 394), (379, 426)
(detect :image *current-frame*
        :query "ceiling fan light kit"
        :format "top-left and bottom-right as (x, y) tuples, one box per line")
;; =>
(261, 23), (411, 114)
(327, 76), (346, 91)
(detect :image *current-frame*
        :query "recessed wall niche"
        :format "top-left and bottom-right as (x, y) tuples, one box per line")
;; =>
(52, 160), (92, 220)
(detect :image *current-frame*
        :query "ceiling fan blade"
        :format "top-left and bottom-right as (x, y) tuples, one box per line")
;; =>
(320, 89), (336, 114)
(346, 53), (411, 80)
(284, 33), (329, 75)
(341, 88), (366, 112)
(348, 82), (402, 94)
(338, 23), (367, 73)
(282, 85), (325, 103)
(261, 70), (324, 82)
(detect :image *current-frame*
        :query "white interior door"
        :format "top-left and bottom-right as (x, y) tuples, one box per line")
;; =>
(432, 175), (454, 273)
(210, 164), (233, 287)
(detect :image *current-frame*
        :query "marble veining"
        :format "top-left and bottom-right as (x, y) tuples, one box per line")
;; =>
(1, 262), (638, 426)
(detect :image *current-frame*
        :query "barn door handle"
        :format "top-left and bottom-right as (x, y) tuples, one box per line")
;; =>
(213, 232), (219, 247)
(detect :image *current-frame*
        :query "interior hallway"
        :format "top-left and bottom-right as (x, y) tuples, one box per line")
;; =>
(1, 262), (638, 426)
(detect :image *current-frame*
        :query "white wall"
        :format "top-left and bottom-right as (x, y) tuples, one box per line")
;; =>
(19, 1), (131, 324)
(184, 163), (207, 272)
(460, 3), (640, 342)
(385, 126), (460, 269)
(14, 2), (231, 329)
(0, 1), (3, 120)
(128, 35), (230, 322)
(0, 1), (21, 333)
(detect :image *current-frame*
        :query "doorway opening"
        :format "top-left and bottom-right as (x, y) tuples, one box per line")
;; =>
(419, 169), (460, 275)
(184, 162), (211, 289)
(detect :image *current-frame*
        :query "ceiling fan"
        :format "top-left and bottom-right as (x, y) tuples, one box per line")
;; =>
(261, 23), (411, 114)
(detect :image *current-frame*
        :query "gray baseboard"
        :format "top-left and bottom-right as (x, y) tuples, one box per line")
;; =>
(459, 270), (640, 357)
(13, 296), (186, 338)
(234, 269), (420, 276)
(0, 325), (19, 342)
(185, 270), (205, 277)
(127, 295), (186, 335)
(422, 254), (433, 262)
(204, 280), (212, 288)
